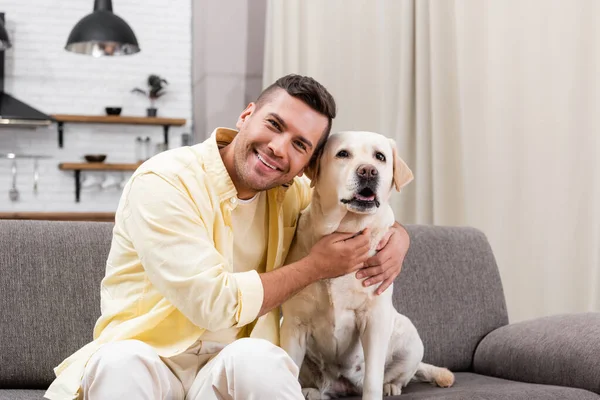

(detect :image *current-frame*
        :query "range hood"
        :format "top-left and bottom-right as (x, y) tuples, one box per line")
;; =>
(0, 13), (53, 128)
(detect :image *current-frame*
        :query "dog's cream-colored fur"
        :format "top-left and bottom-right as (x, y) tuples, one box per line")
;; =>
(281, 131), (454, 399)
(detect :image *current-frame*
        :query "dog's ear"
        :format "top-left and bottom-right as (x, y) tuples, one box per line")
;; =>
(303, 156), (321, 188)
(389, 138), (414, 191)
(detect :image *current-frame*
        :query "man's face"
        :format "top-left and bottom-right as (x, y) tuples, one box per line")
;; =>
(227, 90), (328, 199)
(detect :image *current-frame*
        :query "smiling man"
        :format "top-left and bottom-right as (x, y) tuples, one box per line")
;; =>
(45, 74), (410, 400)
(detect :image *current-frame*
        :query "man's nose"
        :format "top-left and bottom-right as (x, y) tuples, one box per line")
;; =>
(356, 164), (378, 179)
(267, 135), (288, 158)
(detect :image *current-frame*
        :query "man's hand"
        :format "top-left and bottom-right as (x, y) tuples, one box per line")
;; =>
(308, 229), (372, 280)
(355, 222), (410, 295)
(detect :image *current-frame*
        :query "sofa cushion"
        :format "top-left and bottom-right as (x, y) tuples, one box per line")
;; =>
(0, 220), (113, 388)
(1, 374), (598, 400)
(344, 373), (600, 399)
(393, 226), (509, 372)
(473, 313), (600, 395)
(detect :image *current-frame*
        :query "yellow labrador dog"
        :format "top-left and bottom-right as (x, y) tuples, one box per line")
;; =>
(281, 131), (454, 399)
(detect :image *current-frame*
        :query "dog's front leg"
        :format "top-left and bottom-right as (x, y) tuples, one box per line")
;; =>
(281, 315), (308, 370)
(358, 299), (394, 400)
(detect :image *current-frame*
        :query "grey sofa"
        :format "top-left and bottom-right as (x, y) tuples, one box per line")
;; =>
(0, 220), (598, 399)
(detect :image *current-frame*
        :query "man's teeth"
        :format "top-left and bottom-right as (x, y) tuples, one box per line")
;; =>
(257, 154), (277, 170)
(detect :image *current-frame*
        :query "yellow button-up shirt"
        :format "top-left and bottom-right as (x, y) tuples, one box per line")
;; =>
(44, 128), (312, 400)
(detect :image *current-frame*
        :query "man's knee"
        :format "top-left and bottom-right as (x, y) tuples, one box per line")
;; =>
(214, 338), (302, 398)
(186, 338), (303, 400)
(82, 340), (181, 399)
(219, 338), (299, 378)
(84, 340), (160, 380)
(222, 338), (288, 363)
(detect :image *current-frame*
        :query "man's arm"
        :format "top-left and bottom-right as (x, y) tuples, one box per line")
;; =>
(123, 172), (266, 332)
(258, 229), (372, 316)
(124, 172), (373, 330)
(258, 258), (316, 317)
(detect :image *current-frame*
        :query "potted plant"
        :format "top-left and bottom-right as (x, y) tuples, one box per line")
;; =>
(132, 74), (168, 117)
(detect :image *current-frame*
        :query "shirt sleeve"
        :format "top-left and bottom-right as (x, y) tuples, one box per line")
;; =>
(121, 171), (264, 332)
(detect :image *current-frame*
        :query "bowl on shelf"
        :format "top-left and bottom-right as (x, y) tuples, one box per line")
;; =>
(84, 154), (107, 163)
(105, 107), (122, 116)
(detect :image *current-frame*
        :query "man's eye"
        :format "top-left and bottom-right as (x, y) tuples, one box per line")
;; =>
(296, 141), (306, 151)
(336, 150), (349, 158)
(375, 152), (386, 162)
(268, 119), (281, 130)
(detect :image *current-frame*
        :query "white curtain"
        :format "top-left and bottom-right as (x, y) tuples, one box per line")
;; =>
(264, 0), (600, 322)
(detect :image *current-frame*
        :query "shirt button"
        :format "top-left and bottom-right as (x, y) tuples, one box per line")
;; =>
(230, 198), (236, 204)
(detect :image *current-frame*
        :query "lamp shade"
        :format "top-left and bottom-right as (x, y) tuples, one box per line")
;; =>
(65, 0), (140, 57)
(0, 16), (12, 50)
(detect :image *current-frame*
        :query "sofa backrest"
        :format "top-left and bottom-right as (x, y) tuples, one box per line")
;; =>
(0, 220), (113, 389)
(394, 225), (509, 372)
(0, 220), (508, 388)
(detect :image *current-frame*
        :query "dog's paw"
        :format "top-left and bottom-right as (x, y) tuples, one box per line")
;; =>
(302, 387), (324, 400)
(383, 383), (402, 396)
(434, 368), (455, 388)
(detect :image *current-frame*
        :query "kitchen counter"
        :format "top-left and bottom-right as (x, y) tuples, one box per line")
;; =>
(0, 212), (115, 222)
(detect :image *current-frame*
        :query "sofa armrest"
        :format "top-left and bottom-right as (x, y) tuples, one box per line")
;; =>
(473, 313), (600, 394)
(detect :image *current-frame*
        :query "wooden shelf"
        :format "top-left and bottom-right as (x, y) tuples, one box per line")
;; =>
(59, 162), (142, 171)
(52, 114), (186, 126)
(50, 114), (187, 148)
(58, 162), (141, 202)
(0, 212), (115, 222)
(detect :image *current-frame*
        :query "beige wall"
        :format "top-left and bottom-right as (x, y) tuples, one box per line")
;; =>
(192, 0), (266, 142)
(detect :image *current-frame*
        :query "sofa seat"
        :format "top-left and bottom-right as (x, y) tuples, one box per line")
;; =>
(344, 373), (600, 399)
(3, 373), (600, 400)
(0, 390), (47, 400)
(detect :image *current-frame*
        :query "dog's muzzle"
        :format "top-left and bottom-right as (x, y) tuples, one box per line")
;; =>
(341, 164), (380, 209)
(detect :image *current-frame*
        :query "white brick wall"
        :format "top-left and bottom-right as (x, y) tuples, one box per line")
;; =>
(0, 0), (192, 212)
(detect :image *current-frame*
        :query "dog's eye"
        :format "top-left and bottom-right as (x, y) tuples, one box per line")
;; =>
(375, 152), (386, 162)
(336, 150), (349, 158)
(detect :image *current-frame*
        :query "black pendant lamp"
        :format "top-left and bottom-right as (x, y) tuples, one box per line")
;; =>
(65, 0), (140, 57)
(0, 13), (12, 51)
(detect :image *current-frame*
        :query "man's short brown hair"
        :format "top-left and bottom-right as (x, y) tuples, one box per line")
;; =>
(256, 74), (337, 169)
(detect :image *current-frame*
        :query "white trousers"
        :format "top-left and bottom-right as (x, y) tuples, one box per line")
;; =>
(81, 338), (304, 400)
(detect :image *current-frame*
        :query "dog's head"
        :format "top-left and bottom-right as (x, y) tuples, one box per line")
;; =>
(305, 131), (413, 215)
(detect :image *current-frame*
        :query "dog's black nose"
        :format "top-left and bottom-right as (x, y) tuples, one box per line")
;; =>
(357, 164), (378, 179)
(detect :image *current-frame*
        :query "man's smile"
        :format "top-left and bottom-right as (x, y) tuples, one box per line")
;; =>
(254, 150), (284, 172)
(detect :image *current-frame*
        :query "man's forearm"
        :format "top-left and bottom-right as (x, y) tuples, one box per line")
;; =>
(258, 257), (319, 317)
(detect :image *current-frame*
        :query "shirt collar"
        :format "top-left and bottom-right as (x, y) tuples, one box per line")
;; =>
(200, 127), (294, 204)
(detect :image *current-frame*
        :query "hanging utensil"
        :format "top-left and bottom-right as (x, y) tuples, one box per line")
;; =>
(8, 153), (19, 202)
(33, 157), (39, 194)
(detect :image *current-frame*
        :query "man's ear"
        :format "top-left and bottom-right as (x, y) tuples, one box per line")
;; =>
(303, 156), (321, 188)
(389, 138), (414, 191)
(236, 103), (255, 130)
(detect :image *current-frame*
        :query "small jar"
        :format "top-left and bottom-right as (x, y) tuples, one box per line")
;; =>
(181, 133), (191, 147)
